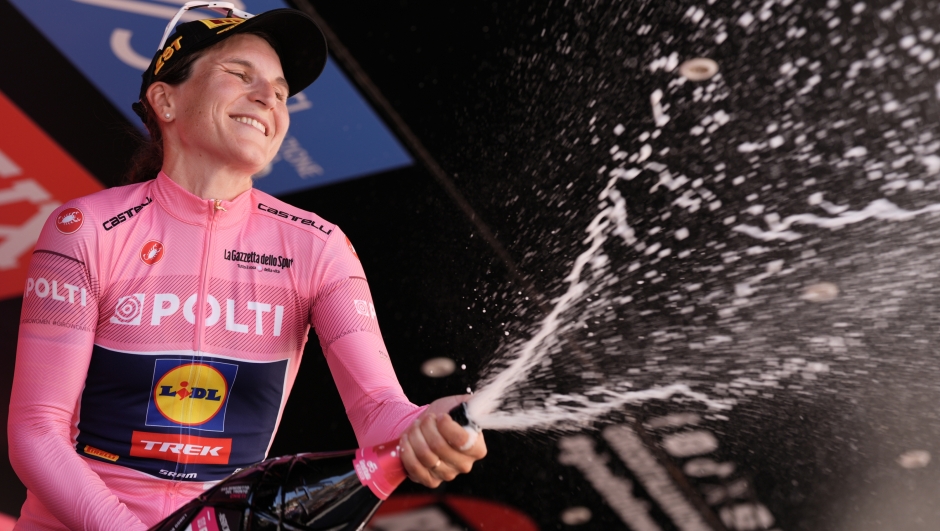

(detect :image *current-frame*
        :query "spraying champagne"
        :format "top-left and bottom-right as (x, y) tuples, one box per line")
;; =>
(149, 404), (480, 531)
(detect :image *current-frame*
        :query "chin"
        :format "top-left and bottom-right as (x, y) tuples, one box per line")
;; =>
(230, 150), (277, 176)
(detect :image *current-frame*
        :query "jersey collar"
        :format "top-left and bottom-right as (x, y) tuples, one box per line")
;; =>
(153, 171), (253, 229)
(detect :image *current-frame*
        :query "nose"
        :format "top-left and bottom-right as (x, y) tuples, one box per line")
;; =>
(251, 79), (279, 109)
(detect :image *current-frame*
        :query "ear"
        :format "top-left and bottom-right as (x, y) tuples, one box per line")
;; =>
(146, 82), (174, 121)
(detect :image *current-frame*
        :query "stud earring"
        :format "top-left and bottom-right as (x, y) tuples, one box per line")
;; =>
(164, 113), (171, 119)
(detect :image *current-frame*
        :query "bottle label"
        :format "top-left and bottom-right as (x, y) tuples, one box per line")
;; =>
(184, 506), (221, 531)
(353, 441), (407, 500)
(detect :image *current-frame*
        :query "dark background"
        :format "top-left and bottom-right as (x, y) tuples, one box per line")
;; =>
(4, 1), (940, 530)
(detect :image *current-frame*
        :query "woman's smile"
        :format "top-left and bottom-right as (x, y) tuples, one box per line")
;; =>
(230, 115), (268, 136)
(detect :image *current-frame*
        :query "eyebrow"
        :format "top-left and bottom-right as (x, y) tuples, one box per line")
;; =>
(223, 58), (290, 92)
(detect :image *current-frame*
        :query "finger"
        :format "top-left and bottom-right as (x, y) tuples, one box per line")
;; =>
(410, 416), (447, 470)
(400, 433), (442, 488)
(437, 415), (488, 460)
(420, 415), (470, 479)
(458, 430), (478, 452)
(424, 394), (471, 417)
(412, 415), (462, 482)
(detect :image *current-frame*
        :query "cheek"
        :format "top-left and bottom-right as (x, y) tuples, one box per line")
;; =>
(276, 109), (290, 139)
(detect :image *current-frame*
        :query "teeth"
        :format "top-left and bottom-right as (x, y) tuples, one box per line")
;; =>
(232, 116), (266, 135)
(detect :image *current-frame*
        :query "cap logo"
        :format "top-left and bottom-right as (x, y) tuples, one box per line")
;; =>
(199, 17), (245, 31)
(153, 36), (183, 76)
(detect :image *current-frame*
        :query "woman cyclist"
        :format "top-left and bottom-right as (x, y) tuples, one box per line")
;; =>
(9, 5), (485, 529)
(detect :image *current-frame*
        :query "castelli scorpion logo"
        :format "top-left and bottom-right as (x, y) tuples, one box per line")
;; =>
(140, 240), (165, 266)
(55, 207), (84, 234)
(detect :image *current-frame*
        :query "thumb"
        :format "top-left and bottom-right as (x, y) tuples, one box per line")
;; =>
(425, 394), (472, 417)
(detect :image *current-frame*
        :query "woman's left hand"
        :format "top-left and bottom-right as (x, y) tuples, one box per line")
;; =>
(399, 395), (487, 488)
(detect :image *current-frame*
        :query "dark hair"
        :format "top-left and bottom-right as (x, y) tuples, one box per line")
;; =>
(125, 49), (205, 184)
(124, 31), (280, 184)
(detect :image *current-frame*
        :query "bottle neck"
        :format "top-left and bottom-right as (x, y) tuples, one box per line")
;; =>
(353, 441), (405, 500)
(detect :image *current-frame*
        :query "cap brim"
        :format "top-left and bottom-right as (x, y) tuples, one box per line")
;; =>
(220, 9), (328, 97)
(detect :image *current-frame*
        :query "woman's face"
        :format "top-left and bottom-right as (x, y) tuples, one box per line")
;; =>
(168, 34), (290, 175)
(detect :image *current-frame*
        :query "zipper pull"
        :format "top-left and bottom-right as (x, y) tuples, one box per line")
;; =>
(213, 199), (226, 212)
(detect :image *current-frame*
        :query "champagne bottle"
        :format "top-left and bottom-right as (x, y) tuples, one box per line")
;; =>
(149, 403), (480, 531)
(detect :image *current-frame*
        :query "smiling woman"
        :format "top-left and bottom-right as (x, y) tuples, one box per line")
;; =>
(127, 29), (287, 188)
(7, 4), (485, 531)
(148, 33), (290, 198)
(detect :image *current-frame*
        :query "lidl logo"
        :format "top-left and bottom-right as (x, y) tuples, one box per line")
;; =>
(145, 359), (238, 432)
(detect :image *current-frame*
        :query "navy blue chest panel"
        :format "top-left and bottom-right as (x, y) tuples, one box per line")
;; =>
(76, 346), (288, 482)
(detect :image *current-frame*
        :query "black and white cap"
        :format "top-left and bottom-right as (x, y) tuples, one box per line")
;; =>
(133, 8), (327, 119)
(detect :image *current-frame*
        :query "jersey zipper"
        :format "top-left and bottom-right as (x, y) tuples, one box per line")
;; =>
(194, 199), (225, 352)
(178, 199), (224, 482)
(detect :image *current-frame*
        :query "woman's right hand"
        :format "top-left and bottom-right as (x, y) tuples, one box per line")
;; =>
(398, 395), (487, 488)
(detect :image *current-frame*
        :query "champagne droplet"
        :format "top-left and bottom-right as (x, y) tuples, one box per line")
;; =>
(801, 282), (839, 302)
(678, 58), (719, 81)
(898, 450), (931, 469)
(561, 506), (592, 525)
(421, 357), (456, 377)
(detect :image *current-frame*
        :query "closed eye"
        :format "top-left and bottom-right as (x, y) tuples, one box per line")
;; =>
(226, 67), (286, 102)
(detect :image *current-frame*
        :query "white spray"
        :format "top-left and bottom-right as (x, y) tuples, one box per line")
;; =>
(466, 172), (731, 432)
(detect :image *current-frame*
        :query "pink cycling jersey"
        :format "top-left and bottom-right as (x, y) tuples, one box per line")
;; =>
(9, 172), (424, 530)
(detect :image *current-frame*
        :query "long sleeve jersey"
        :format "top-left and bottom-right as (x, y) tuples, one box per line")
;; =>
(9, 172), (424, 530)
